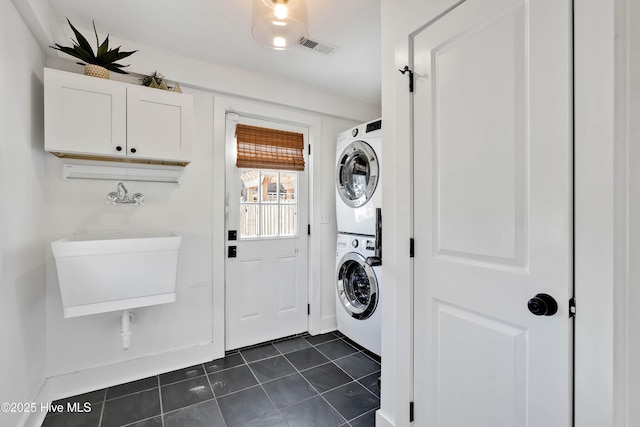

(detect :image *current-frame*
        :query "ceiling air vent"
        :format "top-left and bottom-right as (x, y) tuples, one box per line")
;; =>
(298, 37), (338, 55)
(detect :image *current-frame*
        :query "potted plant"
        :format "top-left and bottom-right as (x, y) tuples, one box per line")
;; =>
(50, 18), (137, 79)
(139, 71), (182, 93)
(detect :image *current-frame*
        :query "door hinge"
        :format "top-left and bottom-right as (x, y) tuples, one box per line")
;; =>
(308, 144), (311, 155)
(409, 238), (415, 258)
(409, 401), (415, 422)
(399, 65), (414, 93)
(307, 304), (310, 315)
(569, 297), (576, 318)
(308, 224), (311, 235)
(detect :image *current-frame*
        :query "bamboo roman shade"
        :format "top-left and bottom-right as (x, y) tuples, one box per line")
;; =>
(235, 124), (305, 171)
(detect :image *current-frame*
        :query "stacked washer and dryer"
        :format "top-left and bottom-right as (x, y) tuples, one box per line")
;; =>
(335, 118), (382, 357)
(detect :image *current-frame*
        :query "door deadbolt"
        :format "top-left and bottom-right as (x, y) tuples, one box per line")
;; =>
(228, 246), (237, 258)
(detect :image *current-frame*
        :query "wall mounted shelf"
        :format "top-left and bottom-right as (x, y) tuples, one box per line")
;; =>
(62, 161), (184, 183)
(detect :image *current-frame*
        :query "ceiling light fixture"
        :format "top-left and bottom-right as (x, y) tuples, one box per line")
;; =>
(252, 0), (307, 50)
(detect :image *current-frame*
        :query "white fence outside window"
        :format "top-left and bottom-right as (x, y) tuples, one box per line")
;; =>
(240, 170), (297, 238)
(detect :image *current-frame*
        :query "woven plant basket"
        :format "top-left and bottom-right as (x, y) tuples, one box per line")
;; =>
(84, 64), (110, 79)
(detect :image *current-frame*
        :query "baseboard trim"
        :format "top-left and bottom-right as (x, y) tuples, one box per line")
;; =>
(319, 314), (337, 334)
(20, 380), (48, 427)
(376, 409), (395, 427)
(22, 408), (47, 427)
(42, 343), (216, 405)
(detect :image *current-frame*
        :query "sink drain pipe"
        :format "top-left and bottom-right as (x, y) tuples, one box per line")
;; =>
(121, 310), (136, 350)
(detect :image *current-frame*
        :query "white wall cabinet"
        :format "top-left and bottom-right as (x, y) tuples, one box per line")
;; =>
(45, 68), (192, 166)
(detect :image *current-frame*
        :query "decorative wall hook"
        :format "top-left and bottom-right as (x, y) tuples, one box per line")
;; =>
(398, 65), (414, 92)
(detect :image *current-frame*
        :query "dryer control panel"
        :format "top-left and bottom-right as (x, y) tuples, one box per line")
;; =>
(366, 119), (382, 133)
(336, 233), (376, 257)
(365, 240), (375, 251)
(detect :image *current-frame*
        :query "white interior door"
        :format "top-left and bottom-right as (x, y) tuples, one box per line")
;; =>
(225, 114), (309, 350)
(412, 0), (573, 425)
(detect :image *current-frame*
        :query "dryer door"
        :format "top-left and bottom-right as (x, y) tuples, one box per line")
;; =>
(336, 141), (379, 208)
(336, 252), (379, 319)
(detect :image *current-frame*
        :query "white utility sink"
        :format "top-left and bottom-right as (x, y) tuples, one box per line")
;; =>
(51, 230), (181, 318)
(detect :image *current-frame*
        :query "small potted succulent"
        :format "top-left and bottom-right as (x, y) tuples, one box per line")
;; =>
(50, 18), (137, 79)
(139, 71), (182, 93)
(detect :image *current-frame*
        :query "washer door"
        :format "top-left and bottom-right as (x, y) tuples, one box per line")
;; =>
(336, 252), (379, 320)
(336, 141), (379, 208)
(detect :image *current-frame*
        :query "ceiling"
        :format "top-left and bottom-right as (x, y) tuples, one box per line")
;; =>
(47, 0), (382, 107)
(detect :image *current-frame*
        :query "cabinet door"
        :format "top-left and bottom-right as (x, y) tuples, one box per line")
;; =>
(126, 86), (193, 163)
(44, 68), (127, 157)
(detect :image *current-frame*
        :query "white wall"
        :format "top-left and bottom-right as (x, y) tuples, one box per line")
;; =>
(620, 0), (639, 425)
(0, 1), (48, 426)
(378, 2), (459, 425)
(574, 0), (621, 425)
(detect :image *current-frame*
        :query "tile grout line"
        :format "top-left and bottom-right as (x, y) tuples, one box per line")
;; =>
(229, 336), (356, 424)
(157, 375), (165, 427)
(349, 407), (378, 425)
(201, 362), (228, 427)
(156, 360), (243, 391)
(271, 337), (359, 424)
(55, 333), (376, 427)
(260, 343), (347, 426)
(309, 338), (381, 422)
(121, 414), (163, 427)
(356, 369), (382, 397)
(237, 349), (290, 426)
(98, 389), (107, 427)
(305, 340), (353, 425)
(104, 382), (159, 403)
(330, 350), (382, 400)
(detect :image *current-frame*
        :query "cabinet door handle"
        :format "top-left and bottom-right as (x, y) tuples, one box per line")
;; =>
(130, 148), (137, 154)
(116, 146), (123, 152)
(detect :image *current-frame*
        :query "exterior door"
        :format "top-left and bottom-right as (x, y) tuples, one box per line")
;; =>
(412, 0), (573, 425)
(225, 114), (309, 350)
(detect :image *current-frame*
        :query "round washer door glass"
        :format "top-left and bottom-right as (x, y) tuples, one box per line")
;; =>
(336, 252), (378, 320)
(336, 141), (379, 208)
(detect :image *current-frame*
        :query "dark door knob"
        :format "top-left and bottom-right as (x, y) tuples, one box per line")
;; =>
(116, 146), (122, 151)
(528, 293), (558, 316)
(130, 148), (137, 154)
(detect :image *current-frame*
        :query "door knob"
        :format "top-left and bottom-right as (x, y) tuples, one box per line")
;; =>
(527, 293), (558, 316)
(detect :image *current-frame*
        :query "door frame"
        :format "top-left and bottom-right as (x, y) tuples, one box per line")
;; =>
(223, 113), (310, 350)
(377, 1), (629, 426)
(212, 97), (322, 358)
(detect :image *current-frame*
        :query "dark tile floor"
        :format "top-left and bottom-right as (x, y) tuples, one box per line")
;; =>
(42, 332), (380, 427)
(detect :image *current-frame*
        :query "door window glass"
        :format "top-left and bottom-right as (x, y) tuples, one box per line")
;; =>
(240, 170), (298, 238)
